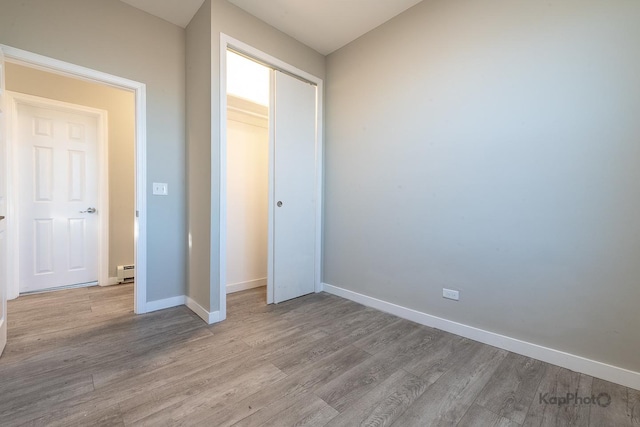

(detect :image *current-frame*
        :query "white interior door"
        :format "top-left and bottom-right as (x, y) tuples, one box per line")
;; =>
(16, 98), (99, 293)
(0, 49), (7, 355)
(272, 71), (317, 303)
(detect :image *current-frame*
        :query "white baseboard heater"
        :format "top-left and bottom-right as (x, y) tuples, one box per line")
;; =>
(117, 264), (135, 283)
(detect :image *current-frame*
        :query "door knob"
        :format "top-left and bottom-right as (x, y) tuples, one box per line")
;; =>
(277, 201), (283, 207)
(80, 207), (97, 214)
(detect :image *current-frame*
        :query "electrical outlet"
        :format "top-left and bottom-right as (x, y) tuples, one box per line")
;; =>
(152, 182), (168, 196)
(443, 288), (460, 301)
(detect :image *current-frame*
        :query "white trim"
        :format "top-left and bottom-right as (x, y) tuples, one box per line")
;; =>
(145, 295), (186, 313)
(98, 108), (110, 289)
(227, 105), (268, 121)
(106, 277), (120, 286)
(0, 48), (7, 356)
(1, 46), (145, 92)
(0, 318), (6, 355)
(224, 36), (322, 85)
(5, 92), (109, 297)
(105, 277), (135, 286)
(0, 45), (148, 314)
(314, 79), (324, 296)
(322, 283), (640, 391)
(134, 293), (225, 323)
(219, 34), (324, 315)
(218, 38), (229, 321)
(134, 85), (147, 315)
(266, 69), (275, 305)
(146, 295), (222, 324)
(186, 296), (220, 324)
(5, 89), (17, 301)
(227, 278), (266, 294)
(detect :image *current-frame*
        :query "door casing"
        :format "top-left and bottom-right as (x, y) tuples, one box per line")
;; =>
(7, 91), (108, 294)
(219, 34), (324, 320)
(0, 44), (149, 314)
(0, 47), (7, 356)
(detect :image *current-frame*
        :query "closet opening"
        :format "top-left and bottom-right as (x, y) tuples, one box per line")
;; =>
(219, 35), (324, 322)
(225, 50), (270, 309)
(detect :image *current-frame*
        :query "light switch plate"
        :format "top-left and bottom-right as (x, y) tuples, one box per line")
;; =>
(152, 182), (168, 196)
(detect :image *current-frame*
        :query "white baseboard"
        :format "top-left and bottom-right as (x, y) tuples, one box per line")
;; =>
(322, 283), (640, 391)
(227, 278), (266, 294)
(186, 297), (221, 324)
(141, 295), (221, 325)
(104, 277), (121, 286)
(104, 277), (136, 287)
(0, 318), (5, 354)
(145, 295), (186, 313)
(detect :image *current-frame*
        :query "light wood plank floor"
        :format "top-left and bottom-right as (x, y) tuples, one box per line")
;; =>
(1, 284), (638, 426)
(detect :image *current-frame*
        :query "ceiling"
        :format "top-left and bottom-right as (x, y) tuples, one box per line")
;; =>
(119, 0), (423, 55)
(119, 0), (206, 28)
(227, 0), (423, 55)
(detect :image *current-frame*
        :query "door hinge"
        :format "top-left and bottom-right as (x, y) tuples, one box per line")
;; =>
(136, 210), (139, 218)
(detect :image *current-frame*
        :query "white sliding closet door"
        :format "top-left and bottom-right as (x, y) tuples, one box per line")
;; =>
(272, 71), (317, 303)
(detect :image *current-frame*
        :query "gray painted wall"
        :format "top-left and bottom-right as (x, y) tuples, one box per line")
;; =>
(0, 0), (187, 302)
(324, 0), (640, 373)
(186, 0), (213, 310)
(186, 0), (325, 312)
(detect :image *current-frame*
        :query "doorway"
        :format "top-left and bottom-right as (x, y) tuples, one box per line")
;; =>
(9, 92), (108, 294)
(225, 51), (270, 301)
(5, 62), (135, 296)
(219, 35), (324, 319)
(0, 44), (148, 314)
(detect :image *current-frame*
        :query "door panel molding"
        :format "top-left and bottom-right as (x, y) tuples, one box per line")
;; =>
(0, 44), (148, 314)
(7, 91), (109, 296)
(8, 91), (107, 294)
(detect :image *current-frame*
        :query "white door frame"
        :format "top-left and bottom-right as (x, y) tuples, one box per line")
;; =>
(219, 33), (324, 320)
(7, 91), (109, 295)
(0, 45), (148, 314)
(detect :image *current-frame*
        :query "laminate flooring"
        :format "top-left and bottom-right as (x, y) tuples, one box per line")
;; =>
(0, 284), (638, 426)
